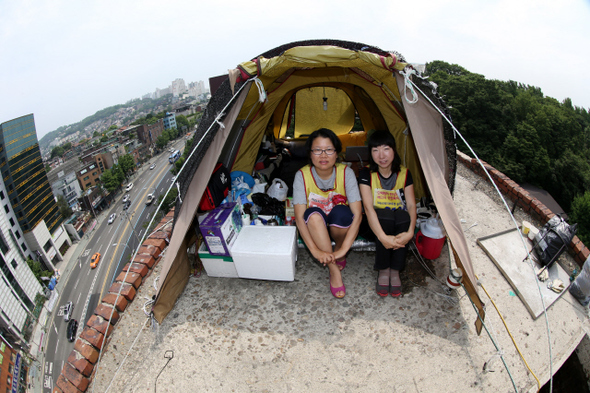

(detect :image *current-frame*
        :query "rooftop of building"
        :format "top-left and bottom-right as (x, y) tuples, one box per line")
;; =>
(44, 152), (590, 393)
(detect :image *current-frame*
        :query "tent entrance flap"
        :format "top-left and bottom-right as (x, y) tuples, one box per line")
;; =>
(153, 83), (251, 323)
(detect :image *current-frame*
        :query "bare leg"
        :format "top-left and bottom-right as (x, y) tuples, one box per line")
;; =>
(327, 225), (347, 296)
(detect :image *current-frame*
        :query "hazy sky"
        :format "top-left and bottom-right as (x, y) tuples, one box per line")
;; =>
(2, 0), (589, 138)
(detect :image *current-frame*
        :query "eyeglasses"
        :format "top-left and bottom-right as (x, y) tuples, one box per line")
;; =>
(311, 148), (336, 156)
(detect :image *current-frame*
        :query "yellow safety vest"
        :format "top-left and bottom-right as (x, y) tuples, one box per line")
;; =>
(371, 166), (408, 210)
(300, 163), (348, 214)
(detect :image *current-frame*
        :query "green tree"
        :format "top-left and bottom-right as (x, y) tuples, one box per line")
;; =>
(119, 154), (135, 177)
(45, 164), (51, 173)
(100, 135), (109, 143)
(63, 142), (72, 151)
(112, 164), (125, 185)
(570, 191), (590, 246)
(51, 146), (65, 159)
(158, 188), (178, 214)
(107, 124), (118, 131)
(56, 195), (73, 220)
(100, 169), (119, 192)
(176, 115), (189, 131)
(156, 134), (170, 149)
(27, 258), (52, 285)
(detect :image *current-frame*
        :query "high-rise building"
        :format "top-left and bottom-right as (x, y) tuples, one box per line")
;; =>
(0, 114), (72, 349)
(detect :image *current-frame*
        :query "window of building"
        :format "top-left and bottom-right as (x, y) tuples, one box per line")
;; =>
(3, 205), (7, 214)
(11, 260), (17, 269)
(0, 232), (8, 254)
(0, 191), (4, 200)
(85, 183), (91, 188)
(21, 243), (26, 252)
(11, 199), (17, 206)
(83, 176), (89, 181)
(9, 218), (14, 227)
(14, 231), (19, 239)
(8, 184), (12, 191)
(43, 240), (52, 253)
(17, 212), (22, 218)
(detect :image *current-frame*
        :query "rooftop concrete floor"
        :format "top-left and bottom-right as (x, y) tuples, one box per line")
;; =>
(86, 162), (590, 393)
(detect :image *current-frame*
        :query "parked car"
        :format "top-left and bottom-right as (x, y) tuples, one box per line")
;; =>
(63, 301), (74, 322)
(126, 183), (134, 192)
(108, 213), (117, 224)
(150, 163), (156, 170)
(122, 194), (130, 203)
(146, 193), (155, 206)
(67, 319), (78, 342)
(90, 252), (101, 269)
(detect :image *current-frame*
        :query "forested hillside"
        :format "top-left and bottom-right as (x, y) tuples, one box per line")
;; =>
(425, 61), (590, 243)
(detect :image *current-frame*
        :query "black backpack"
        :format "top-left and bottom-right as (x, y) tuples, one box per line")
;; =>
(533, 215), (577, 267)
(199, 163), (231, 211)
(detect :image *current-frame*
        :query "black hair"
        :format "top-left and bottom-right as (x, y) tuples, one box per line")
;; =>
(304, 128), (342, 165)
(367, 130), (401, 173)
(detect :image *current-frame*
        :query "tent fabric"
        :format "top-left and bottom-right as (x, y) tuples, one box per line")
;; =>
(153, 85), (251, 322)
(153, 39), (480, 327)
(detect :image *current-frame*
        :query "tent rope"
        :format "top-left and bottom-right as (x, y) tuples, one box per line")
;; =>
(253, 77), (267, 103)
(399, 68), (419, 104)
(461, 282), (519, 392)
(407, 77), (553, 391)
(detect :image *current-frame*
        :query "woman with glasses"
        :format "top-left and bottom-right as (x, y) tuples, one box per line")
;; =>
(292, 128), (363, 298)
(359, 130), (417, 297)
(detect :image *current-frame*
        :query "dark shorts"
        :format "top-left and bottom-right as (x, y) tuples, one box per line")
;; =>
(303, 205), (354, 228)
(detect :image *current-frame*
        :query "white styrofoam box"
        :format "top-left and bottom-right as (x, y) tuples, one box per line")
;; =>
(231, 226), (297, 281)
(198, 243), (239, 278)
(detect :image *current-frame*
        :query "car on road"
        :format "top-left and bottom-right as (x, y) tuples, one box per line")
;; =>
(123, 200), (131, 210)
(67, 319), (78, 342)
(108, 213), (117, 224)
(150, 163), (156, 170)
(125, 183), (134, 192)
(90, 252), (101, 269)
(63, 301), (74, 322)
(146, 193), (155, 206)
(171, 176), (176, 183)
(122, 194), (130, 203)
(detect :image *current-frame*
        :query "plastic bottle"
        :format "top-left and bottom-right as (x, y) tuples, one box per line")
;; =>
(569, 256), (590, 306)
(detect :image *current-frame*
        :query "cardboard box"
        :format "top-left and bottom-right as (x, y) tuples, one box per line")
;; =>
(199, 203), (242, 256)
(231, 226), (297, 281)
(198, 243), (239, 278)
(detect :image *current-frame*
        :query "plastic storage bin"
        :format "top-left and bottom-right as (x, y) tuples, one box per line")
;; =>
(198, 243), (239, 278)
(231, 226), (297, 281)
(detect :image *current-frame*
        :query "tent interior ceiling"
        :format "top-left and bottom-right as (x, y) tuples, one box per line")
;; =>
(155, 39), (478, 330)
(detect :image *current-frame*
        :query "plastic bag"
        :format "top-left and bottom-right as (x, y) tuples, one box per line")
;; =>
(251, 193), (285, 217)
(267, 178), (288, 201)
(569, 256), (590, 306)
(533, 215), (577, 267)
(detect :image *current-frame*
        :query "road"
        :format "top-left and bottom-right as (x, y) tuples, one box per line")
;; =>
(40, 140), (184, 392)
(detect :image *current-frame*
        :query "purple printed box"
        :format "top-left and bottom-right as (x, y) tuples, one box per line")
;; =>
(199, 203), (242, 256)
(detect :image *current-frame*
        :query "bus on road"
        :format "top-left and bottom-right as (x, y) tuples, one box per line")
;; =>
(169, 150), (181, 163)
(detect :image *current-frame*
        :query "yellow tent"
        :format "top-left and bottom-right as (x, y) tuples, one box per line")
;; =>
(152, 40), (484, 332)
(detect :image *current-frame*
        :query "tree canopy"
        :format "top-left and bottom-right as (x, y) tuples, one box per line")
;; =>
(425, 60), (590, 241)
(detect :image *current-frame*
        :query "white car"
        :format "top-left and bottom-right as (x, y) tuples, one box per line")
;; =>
(108, 213), (117, 224)
(122, 194), (130, 203)
(150, 163), (156, 170)
(146, 193), (155, 206)
(125, 183), (133, 192)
